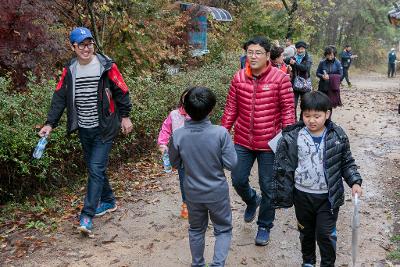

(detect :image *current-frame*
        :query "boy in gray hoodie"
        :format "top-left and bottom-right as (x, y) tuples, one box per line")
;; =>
(168, 86), (238, 267)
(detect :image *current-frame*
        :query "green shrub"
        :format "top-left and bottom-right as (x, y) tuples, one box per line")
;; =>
(0, 75), (84, 202)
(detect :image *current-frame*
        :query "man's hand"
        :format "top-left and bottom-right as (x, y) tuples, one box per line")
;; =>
(289, 58), (296, 65)
(323, 74), (329, 80)
(38, 125), (52, 137)
(121, 117), (133, 135)
(351, 184), (362, 197)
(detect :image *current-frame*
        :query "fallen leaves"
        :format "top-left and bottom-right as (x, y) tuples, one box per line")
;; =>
(0, 155), (171, 263)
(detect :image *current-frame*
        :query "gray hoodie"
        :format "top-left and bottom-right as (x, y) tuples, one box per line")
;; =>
(168, 118), (237, 203)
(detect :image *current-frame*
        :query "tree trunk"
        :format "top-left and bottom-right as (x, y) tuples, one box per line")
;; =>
(281, 0), (298, 38)
(86, 0), (103, 52)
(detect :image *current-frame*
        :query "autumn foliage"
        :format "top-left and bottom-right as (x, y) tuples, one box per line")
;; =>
(0, 0), (68, 90)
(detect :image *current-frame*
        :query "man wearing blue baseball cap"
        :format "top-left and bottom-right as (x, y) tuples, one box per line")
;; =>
(39, 27), (133, 235)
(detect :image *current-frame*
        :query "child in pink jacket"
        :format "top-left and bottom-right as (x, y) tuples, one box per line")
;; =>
(158, 89), (191, 218)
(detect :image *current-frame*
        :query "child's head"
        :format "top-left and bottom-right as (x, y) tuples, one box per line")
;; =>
(183, 87), (216, 121)
(300, 91), (331, 133)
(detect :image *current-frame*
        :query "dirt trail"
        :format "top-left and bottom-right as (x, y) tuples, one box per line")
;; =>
(5, 73), (400, 267)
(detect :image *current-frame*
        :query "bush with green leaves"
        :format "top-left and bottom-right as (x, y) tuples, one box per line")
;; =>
(0, 53), (239, 203)
(0, 75), (84, 203)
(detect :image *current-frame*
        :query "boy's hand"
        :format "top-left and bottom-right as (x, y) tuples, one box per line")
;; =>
(159, 145), (168, 154)
(351, 184), (362, 197)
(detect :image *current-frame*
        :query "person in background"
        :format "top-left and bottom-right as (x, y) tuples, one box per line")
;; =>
(240, 43), (248, 69)
(316, 46), (343, 110)
(270, 46), (291, 75)
(169, 86), (237, 267)
(286, 40), (313, 117)
(283, 37), (296, 60)
(38, 27), (133, 234)
(340, 45), (357, 87)
(158, 89), (191, 219)
(388, 47), (397, 78)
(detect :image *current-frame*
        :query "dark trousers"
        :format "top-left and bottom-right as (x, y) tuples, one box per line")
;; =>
(388, 63), (396, 77)
(341, 67), (350, 85)
(231, 145), (275, 229)
(79, 127), (114, 218)
(294, 92), (304, 121)
(294, 189), (339, 267)
(186, 198), (232, 267)
(178, 167), (186, 202)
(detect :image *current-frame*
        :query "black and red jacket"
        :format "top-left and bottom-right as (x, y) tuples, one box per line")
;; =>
(45, 53), (132, 141)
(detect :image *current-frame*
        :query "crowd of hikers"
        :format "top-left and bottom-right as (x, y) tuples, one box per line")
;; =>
(39, 28), (365, 267)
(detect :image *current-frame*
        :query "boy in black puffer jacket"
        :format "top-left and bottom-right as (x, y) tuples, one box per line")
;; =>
(271, 91), (362, 267)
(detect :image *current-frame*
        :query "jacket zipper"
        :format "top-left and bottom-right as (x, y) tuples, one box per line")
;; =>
(322, 128), (334, 214)
(249, 77), (258, 147)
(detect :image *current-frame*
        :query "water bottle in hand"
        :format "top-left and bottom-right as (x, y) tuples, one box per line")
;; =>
(162, 151), (172, 173)
(33, 136), (48, 159)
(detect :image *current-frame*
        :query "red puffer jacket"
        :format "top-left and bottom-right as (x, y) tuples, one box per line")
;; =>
(221, 62), (295, 151)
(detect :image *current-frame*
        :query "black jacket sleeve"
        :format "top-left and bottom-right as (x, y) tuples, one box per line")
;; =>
(316, 60), (324, 79)
(295, 55), (312, 75)
(45, 68), (68, 128)
(341, 131), (362, 187)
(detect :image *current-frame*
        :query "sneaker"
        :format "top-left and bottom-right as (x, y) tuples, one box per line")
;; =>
(244, 194), (261, 223)
(180, 203), (188, 219)
(95, 202), (117, 217)
(348, 82), (352, 88)
(255, 227), (270, 246)
(78, 215), (93, 234)
(303, 264), (315, 267)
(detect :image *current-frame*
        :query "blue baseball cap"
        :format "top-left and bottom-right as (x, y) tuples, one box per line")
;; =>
(69, 27), (93, 44)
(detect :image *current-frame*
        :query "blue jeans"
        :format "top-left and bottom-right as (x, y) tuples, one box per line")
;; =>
(178, 166), (186, 203)
(79, 127), (114, 218)
(231, 144), (275, 229)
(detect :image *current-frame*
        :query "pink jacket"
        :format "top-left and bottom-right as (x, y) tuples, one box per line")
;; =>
(157, 107), (190, 145)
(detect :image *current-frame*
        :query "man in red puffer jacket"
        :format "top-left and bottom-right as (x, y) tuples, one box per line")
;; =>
(221, 36), (295, 246)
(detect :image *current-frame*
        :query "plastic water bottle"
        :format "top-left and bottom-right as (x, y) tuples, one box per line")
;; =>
(162, 151), (172, 173)
(33, 136), (48, 159)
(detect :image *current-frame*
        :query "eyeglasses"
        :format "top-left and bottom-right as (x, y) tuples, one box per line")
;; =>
(246, 50), (266, 57)
(74, 42), (95, 50)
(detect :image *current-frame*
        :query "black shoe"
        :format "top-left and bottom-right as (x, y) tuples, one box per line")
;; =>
(255, 227), (270, 246)
(244, 194), (261, 223)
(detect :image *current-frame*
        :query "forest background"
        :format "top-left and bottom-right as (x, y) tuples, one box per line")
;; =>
(0, 0), (397, 203)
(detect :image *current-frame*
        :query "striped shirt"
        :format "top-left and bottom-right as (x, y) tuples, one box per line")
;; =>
(75, 57), (100, 128)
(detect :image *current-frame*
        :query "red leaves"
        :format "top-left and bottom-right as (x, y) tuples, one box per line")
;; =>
(0, 0), (68, 90)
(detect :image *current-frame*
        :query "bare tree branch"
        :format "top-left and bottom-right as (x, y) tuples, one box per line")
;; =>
(281, 0), (289, 11)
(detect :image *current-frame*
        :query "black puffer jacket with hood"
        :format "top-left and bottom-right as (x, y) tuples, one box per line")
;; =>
(271, 120), (362, 211)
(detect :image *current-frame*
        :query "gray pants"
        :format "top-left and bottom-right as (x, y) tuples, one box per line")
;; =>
(186, 197), (232, 267)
